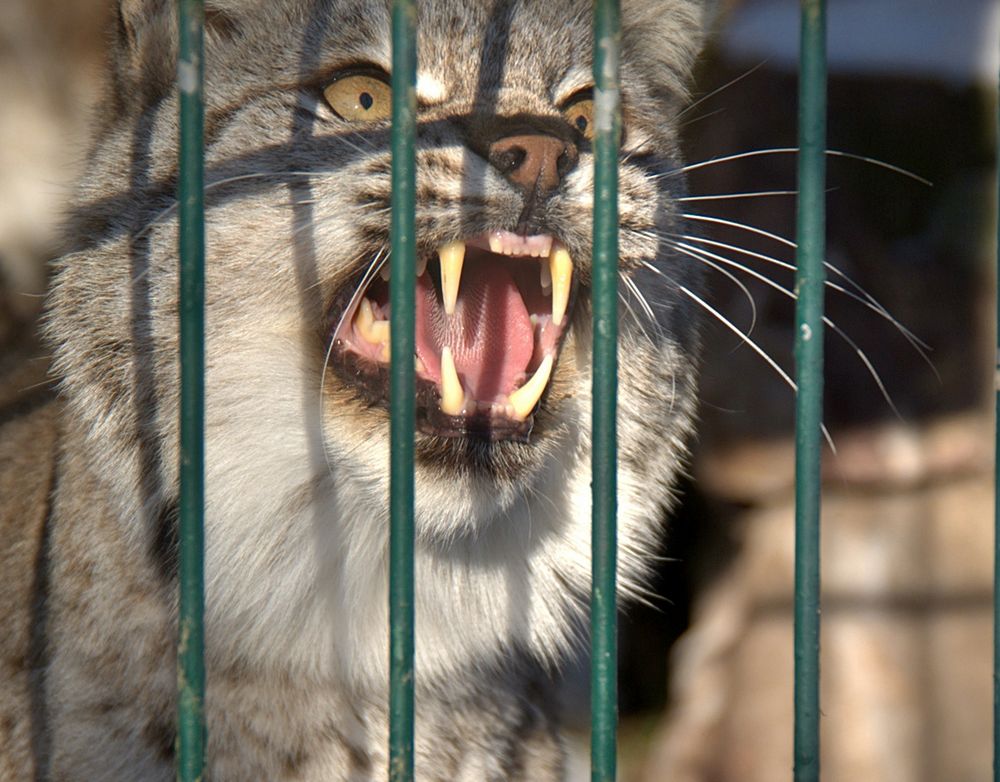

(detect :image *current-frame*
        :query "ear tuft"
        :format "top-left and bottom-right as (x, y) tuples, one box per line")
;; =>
(112, 0), (177, 108)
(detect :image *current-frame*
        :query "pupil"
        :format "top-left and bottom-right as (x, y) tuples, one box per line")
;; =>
(575, 115), (587, 132)
(359, 92), (374, 110)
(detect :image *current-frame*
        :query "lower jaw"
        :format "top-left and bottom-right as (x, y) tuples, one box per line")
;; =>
(329, 348), (539, 443)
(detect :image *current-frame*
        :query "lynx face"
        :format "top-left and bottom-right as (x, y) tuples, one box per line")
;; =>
(47, 0), (705, 686)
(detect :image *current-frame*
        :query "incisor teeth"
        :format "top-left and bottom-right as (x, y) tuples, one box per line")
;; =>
(439, 346), (465, 416)
(508, 354), (554, 420)
(548, 243), (573, 326)
(438, 240), (465, 315)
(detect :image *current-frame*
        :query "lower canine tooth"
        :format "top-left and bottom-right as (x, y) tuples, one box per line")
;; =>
(439, 346), (465, 416)
(508, 354), (554, 420)
(438, 240), (465, 315)
(549, 243), (573, 326)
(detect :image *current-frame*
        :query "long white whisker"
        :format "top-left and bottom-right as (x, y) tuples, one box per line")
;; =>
(678, 61), (768, 120)
(682, 213), (797, 249)
(318, 245), (389, 477)
(678, 190), (796, 203)
(673, 281), (836, 453)
(660, 147), (931, 185)
(329, 249), (390, 341)
(617, 287), (652, 344)
(621, 274), (656, 325)
(683, 214), (900, 322)
(673, 233), (933, 355)
(668, 240), (903, 419)
(666, 245), (758, 335)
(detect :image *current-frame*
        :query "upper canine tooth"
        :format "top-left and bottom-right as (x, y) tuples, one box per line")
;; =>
(379, 262), (391, 281)
(508, 355), (554, 420)
(439, 346), (465, 415)
(415, 254), (429, 278)
(548, 243), (573, 326)
(540, 259), (552, 295)
(438, 240), (465, 315)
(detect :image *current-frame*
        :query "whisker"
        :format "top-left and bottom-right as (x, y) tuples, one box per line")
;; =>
(660, 147), (931, 186)
(678, 190), (796, 203)
(673, 233), (933, 356)
(672, 280), (836, 453)
(682, 213), (797, 249)
(678, 105), (727, 131)
(682, 212), (933, 351)
(666, 244), (758, 335)
(328, 248), (390, 341)
(617, 287), (653, 344)
(318, 245), (389, 478)
(619, 274), (663, 345)
(621, 273), (656, 325)
(678, 61), (768, 120)
(668, 239), (903, 419)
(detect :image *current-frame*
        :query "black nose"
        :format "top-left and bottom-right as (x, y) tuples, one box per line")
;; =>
(488, 133), (578, 197)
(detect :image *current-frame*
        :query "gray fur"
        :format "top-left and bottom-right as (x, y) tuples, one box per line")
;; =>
(0, 1), (707, 778)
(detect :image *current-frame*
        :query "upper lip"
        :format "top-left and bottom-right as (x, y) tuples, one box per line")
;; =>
(329, 229), (577, 439)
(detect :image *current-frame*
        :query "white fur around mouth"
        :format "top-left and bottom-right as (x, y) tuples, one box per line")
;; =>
(332, 231), (575, 429)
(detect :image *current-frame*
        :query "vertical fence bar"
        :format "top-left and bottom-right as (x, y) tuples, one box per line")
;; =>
(793, 1), (826, 780)
(389, 1), (417, 780)
(176, 0), (206, 779)
(591, 1), (621, 780)
(993, 50), (1000, 782)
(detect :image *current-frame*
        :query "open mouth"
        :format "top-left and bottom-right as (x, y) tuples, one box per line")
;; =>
(329, 230), (577, 441)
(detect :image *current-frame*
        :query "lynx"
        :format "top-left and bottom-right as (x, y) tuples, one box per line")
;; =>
(0, 0), (708, 778)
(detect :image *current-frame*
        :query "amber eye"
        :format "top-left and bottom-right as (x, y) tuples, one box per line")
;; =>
(323, 73), (392, 122)
(561, 95), (595, 140)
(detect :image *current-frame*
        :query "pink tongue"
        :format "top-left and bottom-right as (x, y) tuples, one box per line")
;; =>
(415, 262), (534, 403)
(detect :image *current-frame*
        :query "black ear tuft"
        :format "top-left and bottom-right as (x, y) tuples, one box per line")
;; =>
(112, 0), (177, 109)
(110, 0), (246, 109)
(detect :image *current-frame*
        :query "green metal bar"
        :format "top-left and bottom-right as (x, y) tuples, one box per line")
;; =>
(590, 1), (621, 780)
(993, 51), (1000, 782)
(388, 1), (417, 780)
(176, 0), (206, 779)
(793, 1), (827, 780)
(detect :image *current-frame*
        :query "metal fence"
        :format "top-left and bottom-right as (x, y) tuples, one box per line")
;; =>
(170, 1), (999, 781)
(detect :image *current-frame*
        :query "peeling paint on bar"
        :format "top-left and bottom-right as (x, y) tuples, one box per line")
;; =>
(591, 2), (622, 781)
(793, 1), (826, 780)
(178, 61), (198, 94)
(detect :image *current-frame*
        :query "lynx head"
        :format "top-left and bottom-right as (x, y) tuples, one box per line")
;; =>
(48, 0), (707, 682)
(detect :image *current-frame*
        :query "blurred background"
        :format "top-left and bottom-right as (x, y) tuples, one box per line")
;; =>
(0, 1), (995, 780)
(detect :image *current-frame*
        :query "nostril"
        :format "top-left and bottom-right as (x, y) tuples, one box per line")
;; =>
(488, 133), (577, 197)
(492, 146), (527, 175)
(556, 146), (577, 179)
